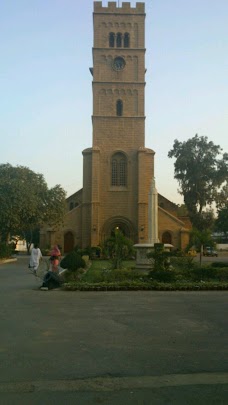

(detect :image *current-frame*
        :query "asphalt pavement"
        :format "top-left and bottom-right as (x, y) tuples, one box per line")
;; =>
(0, 256), (227, 404)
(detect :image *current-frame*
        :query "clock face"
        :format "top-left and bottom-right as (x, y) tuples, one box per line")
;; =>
(112, 57), (125, 71)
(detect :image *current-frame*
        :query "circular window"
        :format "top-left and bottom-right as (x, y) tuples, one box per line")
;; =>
(112, 57), (126, 71)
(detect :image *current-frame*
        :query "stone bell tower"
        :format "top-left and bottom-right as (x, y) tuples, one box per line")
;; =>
(81, 1), (154, 248)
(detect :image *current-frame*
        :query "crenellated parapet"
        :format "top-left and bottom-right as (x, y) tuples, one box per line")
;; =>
(94, 2), (145, 14)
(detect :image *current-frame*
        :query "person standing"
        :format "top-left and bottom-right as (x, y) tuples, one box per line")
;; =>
(29, 244), (42, 275)
(50, 245), (61, 272)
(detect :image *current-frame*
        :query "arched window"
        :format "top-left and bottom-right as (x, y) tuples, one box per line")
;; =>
(116, 32), (122, 47)
(69, 202), (74, 211)
(119, 158), (126, 186)
(124, 33), (130, 48)
(162, 232), (172, 244)
(116, 99), (123, 116)
(109, 32), (115, 47)
(112, 159), (118, 186)
(111, 153), (127, 187)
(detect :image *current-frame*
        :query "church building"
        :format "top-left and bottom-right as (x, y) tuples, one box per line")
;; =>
(40, 2), (191, 253)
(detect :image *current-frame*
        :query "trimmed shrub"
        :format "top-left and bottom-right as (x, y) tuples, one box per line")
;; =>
(62, 280), (228, 291)
(211, 262), (228, 268)
(60, 251), (86, 272)
(187, 265), (218, 281)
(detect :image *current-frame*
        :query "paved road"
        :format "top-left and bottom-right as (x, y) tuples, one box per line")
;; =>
(0, 257), (228, 404)
(195, 252), (228, 264)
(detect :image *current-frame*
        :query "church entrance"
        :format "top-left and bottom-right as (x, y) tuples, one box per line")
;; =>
(111, 225), (127, 237)
(101, 217), (136, 243)
(64, 231), (74, 253)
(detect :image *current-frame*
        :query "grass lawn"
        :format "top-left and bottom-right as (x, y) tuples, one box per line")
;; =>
(82, 259), (136, 283)
(89, 259), (136, 271)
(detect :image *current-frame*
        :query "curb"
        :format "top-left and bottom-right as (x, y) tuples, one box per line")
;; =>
(0, 258), (17, 265)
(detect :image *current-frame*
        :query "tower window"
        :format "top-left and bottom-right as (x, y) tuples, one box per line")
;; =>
(109, 32), (115, 47)
(124, 33), (130, 48)
(116, 99), (123, 116)
(109, 32), (129, 48)
(116, 32), (122, 47)
(111, 153), (127, 187)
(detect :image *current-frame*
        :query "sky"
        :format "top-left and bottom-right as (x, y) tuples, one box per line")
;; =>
(0, 0), (227, 205)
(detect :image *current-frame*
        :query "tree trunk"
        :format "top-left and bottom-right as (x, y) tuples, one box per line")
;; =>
(199, 244), (203, 266)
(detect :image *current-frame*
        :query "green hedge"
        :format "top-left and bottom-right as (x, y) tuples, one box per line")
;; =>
(185, 265), (228, 282)
(62, 281), (228, 291)
(211, 262), (228, 268)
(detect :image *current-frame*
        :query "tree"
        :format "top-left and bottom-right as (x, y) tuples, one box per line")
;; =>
(215, 205), (228, 240)
(177, 204), (189, 216)
(191, 209), (215, 232)
(147, 243), (173, 272)
(213, 182), (228, 241)
(168, 134), (228, 229)
(189, 228), (214, 265)
(215, 182), (228, 210)
(103, 229), (134, 269)
(0, 164), (66, 247)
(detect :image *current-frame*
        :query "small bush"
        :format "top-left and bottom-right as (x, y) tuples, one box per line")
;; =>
(41, 248), (51, 256)
(60, 252), (86, 272)
(170, 256), (195, 271)
(216, 268), (228, 281)
(63, 268), (86, 282)
(187, 265), (218, 281)
(89, 246), (102, 259)
(149, 269), (176, 283)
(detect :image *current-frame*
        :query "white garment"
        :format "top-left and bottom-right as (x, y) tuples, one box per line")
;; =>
(29, 248), (42, 270)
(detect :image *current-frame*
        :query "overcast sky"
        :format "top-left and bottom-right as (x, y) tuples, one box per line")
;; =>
(0, 0), (227, 204)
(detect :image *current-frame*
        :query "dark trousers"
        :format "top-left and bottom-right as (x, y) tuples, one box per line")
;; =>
(42, 271), (61, 289)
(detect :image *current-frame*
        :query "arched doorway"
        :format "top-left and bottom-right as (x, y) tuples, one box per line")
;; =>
(162, 231), (172, 244)
(111, 225), (127, 237)
(64, 231), (74, 253)
(101, 217), (136, 243)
